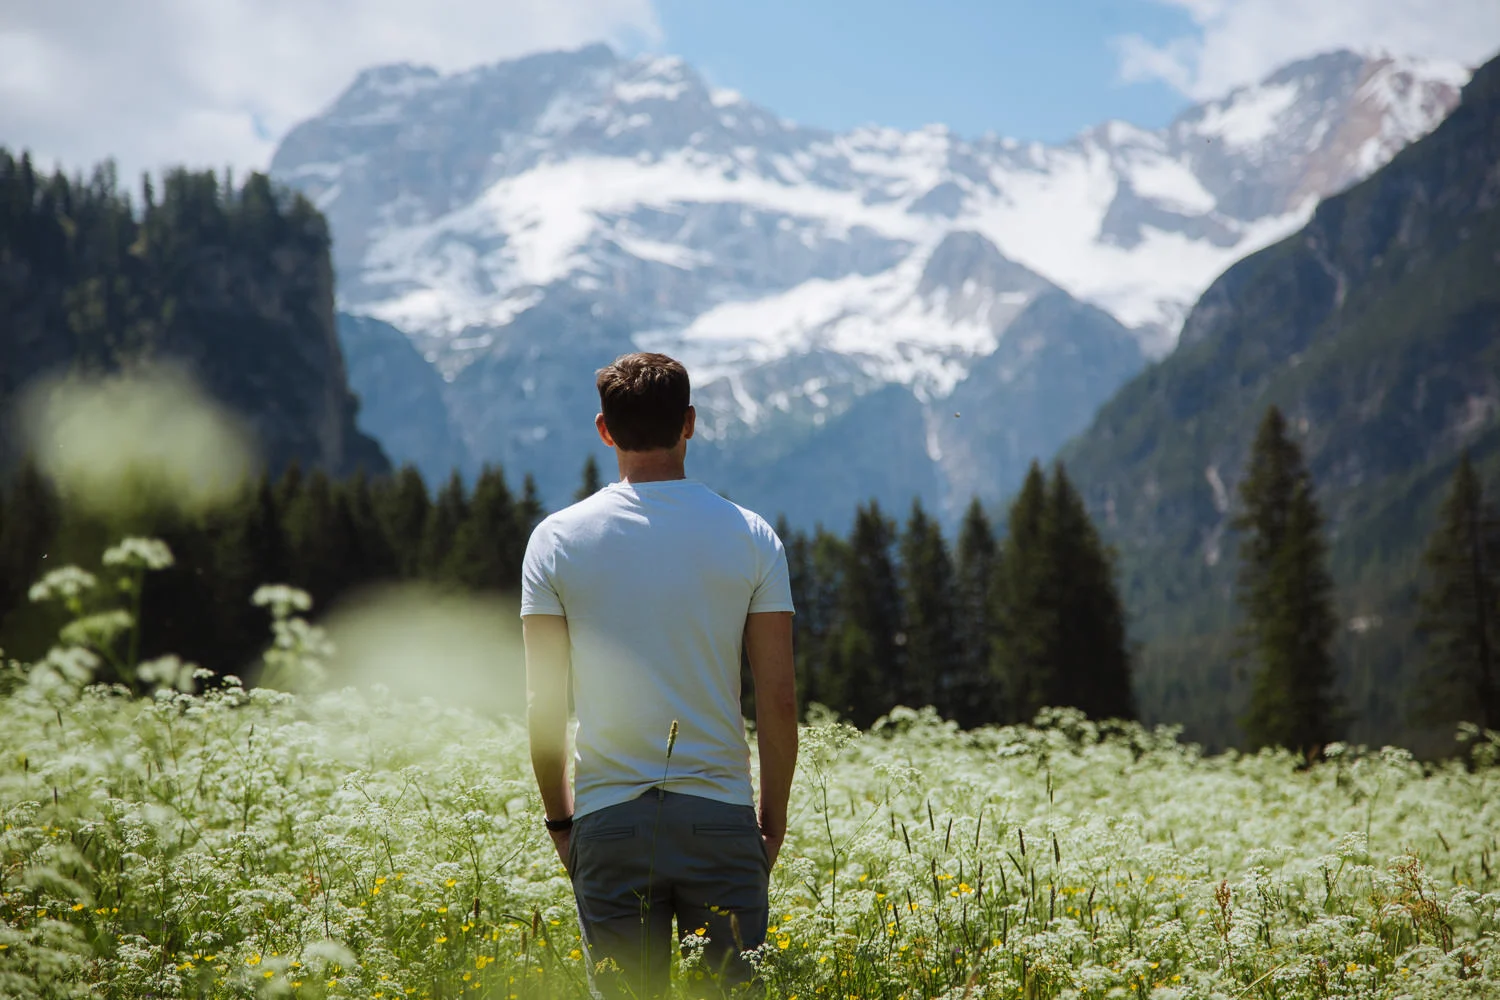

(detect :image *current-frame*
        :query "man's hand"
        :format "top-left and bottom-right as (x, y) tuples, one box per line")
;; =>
(549, 828), (573, 876)
(761, 829), (784, 871)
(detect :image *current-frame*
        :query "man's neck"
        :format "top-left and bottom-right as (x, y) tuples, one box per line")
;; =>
(616, 450), (687, 484)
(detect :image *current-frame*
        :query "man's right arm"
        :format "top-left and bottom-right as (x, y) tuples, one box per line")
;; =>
(745, 610), (797, 870)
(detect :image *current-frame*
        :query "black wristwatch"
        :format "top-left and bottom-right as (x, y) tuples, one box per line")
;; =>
(545, 814), (574, 832)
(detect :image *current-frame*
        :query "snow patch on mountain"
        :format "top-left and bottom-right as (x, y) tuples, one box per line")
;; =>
(1124, 155), (1217, 214)
(642, 257), (997, 399)
(1197, 82), (1300, 149)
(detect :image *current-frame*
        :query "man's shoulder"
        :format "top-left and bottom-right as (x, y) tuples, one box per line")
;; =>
(711, 494), (781, 549)
(529, 489), (616, 545)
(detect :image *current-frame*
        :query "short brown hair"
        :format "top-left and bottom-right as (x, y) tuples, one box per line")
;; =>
(596, 353), (691, 451)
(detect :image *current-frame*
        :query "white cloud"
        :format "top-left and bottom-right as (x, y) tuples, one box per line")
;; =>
(1115, 0), (1500, 98)
(0, 0), (660, 186)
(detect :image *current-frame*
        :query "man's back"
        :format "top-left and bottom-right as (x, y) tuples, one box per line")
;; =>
(523, 351), (798, 998)
(521, 478), (793, 818)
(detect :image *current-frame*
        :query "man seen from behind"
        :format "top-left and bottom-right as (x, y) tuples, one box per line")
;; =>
(521, 352), (799, 997)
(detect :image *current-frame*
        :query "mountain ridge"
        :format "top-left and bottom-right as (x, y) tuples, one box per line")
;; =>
(274, 44), (1468, 524)
(1057, 51), (1500, 748)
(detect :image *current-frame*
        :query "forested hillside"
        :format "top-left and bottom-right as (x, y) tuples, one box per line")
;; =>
(1060, 54), (1500, 750)
(0, 151), (387, 478)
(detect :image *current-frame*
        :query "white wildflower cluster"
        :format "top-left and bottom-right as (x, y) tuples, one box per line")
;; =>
(135, 655), (198, 694)
(58, 610), (134, 649)
(252, 584), (314, 617)
(27, 566), (98, 605)
(1, 634), (1499, 998)
(102, 537), (175, 571)
(254, 586), (332, 692)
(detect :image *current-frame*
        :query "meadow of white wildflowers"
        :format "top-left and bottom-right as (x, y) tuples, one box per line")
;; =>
(2, 541), (1499, 1000)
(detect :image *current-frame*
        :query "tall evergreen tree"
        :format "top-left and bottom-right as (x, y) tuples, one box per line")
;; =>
(575, 455), (604, 502)
(991, 462), (1056, 724)
(834, 502), (904, 727)
(953, 498), (999, 727)
(899, 500), (959, 715)
(281, 468), (355, 608)
(1413, 453), (1500, 731)
(1233, 406), (1339, 753)
(421, 471), (469, 580)
(775, 517), (816, 706)
(378, 465), (432, 578)
(446, 465), (522, 591)
(1043, 464), (1134, 721)
(806, 528), (852, 718)
(274, 461), (305, 514)
(518, 474), (545, 537)
(342, 470), (399, 587)
(208, 475), (289, 671)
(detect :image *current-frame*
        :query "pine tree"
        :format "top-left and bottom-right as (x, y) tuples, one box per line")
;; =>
(777, 517), (818, 709)
(208, 475), (289, 670)
(421, 471), (469, 580)
(575, 455), (604, 502)
(953, 498), (999, 726)
(281, 468), (355, 608)
(342, 471), (397, 585)
(446, 465), (522, 591)
(518, 474), (545, 536)
(991, 462), (1056, 724)
(274, 460), (305, 513)
(1043, 464), (1134, 721)
(1413, 453), (1500, 730)
(835, 502), (904, 727)
(1233, 406), (1339, 753)
(378, 465), (431, 578)
(803, 528), (851, 716)
(899, 500), (959, 715)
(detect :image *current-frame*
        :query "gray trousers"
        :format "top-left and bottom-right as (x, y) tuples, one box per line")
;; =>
(568, 789), (769, 998)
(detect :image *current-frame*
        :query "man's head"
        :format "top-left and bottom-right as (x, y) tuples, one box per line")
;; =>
(595, 352), (693, 452)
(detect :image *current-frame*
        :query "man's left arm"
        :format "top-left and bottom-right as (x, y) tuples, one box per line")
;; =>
(524, 613), (574, 870)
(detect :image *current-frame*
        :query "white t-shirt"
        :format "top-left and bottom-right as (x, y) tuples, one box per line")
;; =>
(520, 478), (795, 818)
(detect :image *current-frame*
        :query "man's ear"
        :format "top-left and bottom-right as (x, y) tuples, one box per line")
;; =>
(682, 405), (697, 442)
(596, 413), (616, 448)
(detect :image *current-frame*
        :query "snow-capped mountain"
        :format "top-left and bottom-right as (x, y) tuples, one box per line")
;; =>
(271, 45), (1466, 526)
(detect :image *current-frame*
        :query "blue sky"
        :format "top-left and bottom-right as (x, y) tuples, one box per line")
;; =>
(648, 0), (1195, 141)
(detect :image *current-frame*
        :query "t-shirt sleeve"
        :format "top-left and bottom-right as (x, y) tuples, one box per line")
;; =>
(520, 522), (565, 617)
(748, 520), (796, 615)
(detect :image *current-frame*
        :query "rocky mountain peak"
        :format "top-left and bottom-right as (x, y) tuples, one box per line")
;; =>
(919, 232), (1051, 298)
(274, 45), (1472, 525)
